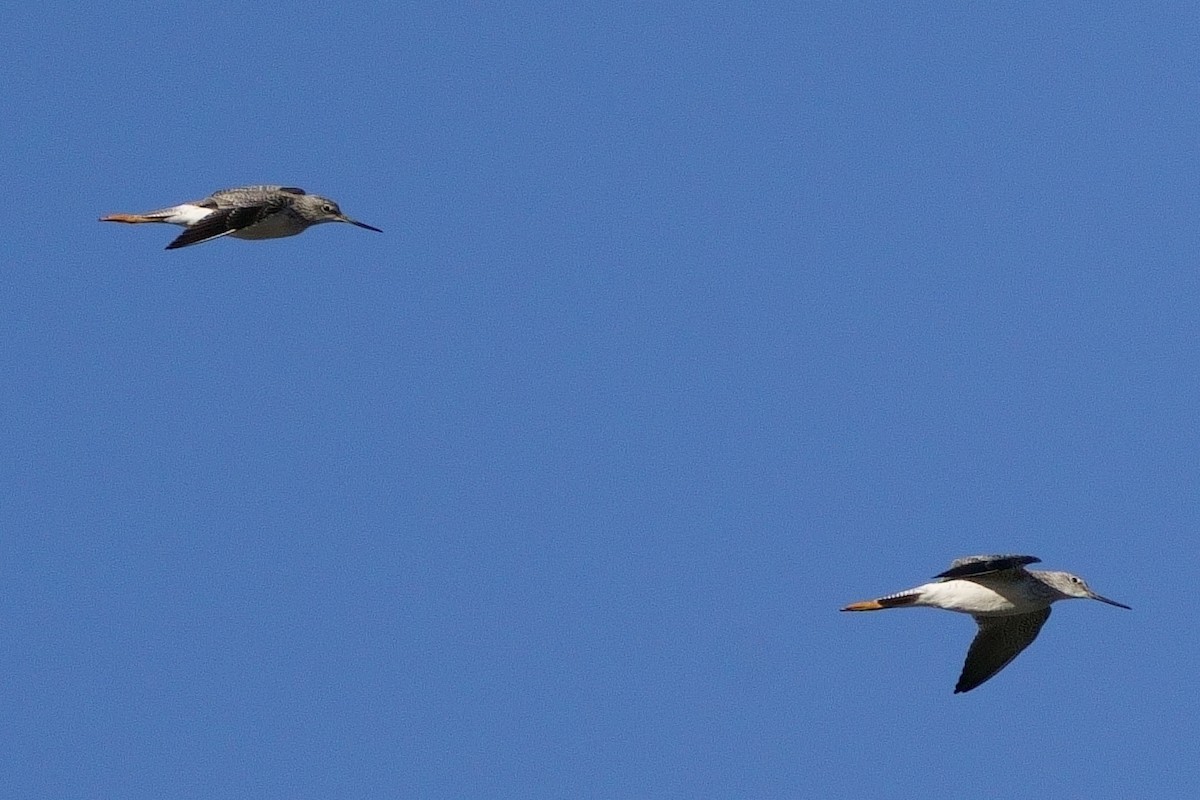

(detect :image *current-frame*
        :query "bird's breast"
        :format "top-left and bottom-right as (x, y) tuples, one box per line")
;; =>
(920, 579), (1044, 616)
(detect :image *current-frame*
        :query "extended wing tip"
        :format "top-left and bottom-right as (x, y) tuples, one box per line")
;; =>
(954, 671), (985, 694)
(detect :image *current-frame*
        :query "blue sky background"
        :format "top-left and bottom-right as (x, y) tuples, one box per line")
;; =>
(3, 4), (1197, 797)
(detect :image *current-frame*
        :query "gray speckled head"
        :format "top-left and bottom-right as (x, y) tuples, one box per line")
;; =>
(1030, 570), (1131, 609)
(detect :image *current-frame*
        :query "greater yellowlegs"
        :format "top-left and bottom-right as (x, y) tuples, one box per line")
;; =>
(100, 185), (381, 249)
(841, 554), (1130, 693)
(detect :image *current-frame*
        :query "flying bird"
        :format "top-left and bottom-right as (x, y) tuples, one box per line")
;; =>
(841, 554), (1130, 693)
(100, 185), (381, 249)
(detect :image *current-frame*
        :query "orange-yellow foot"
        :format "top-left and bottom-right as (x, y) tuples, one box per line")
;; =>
(841, 599), (885, 611)
(99, 213), (154, 223)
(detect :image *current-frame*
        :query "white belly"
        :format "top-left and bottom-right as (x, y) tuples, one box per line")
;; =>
(918, 579), (1040, 616)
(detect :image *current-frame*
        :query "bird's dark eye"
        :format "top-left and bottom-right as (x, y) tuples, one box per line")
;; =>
(323, 204), (336, 214)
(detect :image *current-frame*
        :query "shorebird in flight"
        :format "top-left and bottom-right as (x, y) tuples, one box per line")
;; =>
(842, 554), (1130, 693)
(100, 185), (381, 249)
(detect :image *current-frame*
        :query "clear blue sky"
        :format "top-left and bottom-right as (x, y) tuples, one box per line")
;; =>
(3, 4), (1196, 798)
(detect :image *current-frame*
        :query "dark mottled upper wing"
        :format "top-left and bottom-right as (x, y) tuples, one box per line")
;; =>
(934, 554), (1040, 580)
(208, 186), (306, 206)
(954, 607), (1051, 693)
(165, 202), (283, 249)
